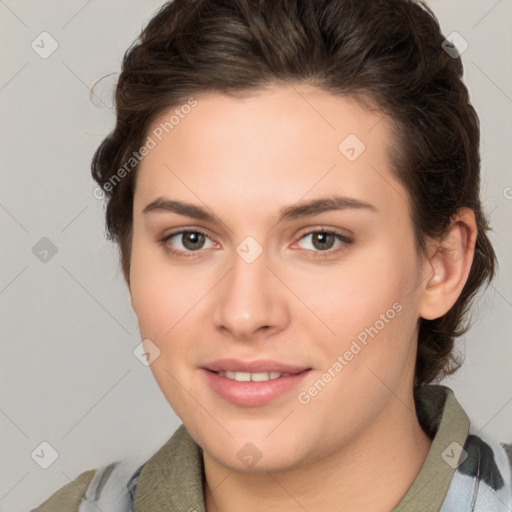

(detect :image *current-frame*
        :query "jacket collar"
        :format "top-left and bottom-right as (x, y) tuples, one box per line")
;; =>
(133, 385), (469, 512)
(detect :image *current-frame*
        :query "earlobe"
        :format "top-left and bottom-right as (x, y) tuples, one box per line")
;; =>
(419, 208), (477, 320)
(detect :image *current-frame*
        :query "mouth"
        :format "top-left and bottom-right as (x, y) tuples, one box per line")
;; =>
(213, 370), (295, 382)
(203, 358), (311, 375)
(201, 359), (312, 406)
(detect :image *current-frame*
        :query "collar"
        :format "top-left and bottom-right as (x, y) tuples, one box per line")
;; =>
(133, 385), (469, 512)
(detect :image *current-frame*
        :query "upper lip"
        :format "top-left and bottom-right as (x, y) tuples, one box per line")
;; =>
(203, 358), (311, 374)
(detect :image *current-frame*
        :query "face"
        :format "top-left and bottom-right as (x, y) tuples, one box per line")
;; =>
(129, 84), (429, 472)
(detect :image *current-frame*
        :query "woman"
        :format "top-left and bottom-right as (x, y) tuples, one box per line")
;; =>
(32, 0), (511, 510)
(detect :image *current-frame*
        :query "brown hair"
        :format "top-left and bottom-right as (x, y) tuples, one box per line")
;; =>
(91, 0), (497, 385)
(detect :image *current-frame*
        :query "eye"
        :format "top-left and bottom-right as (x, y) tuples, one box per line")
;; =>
(158, 227), (352, 259)
(160, 229), (217, 257)
(294, 229), (352, 258)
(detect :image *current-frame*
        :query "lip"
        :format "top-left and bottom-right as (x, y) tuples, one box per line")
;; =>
(201, 360), (312, 407)
(202, 358), (310, 374)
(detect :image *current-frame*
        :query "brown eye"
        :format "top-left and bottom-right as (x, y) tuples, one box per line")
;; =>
(181, 231), (206, 250)
(161, 229), (216, 256)
(311, 232), (336, 251)
(294, 229), (353, 259)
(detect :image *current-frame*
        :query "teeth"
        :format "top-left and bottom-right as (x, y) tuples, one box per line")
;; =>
(217, 371), (292, 381)
(252, 371), (277, 381)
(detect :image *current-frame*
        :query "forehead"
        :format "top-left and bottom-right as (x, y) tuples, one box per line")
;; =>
(134, 84), (409, 223)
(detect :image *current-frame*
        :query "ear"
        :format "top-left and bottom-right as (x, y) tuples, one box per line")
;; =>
(418, 208), (477, 320)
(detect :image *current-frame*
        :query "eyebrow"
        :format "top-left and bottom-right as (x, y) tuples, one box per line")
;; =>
(142, 195), (377, 224)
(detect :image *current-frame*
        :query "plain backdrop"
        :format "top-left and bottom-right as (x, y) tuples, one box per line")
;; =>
(1, 1), (511, 511)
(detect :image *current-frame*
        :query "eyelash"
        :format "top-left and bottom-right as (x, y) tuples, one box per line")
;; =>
(158, 228), (353, 260)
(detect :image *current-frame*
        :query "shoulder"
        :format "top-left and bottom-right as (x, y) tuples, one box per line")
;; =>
(441, 416), (512, 510)
(30, 457), (145, 512)
(414, 385), (512, 510)
(30, 469), (96, 512)
(29, 427), (191, 512)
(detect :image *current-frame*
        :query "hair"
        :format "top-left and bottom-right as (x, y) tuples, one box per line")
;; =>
(91, 0), (497, 386)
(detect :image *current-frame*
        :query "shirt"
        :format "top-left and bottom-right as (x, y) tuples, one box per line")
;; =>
(31, 384), (512, 511)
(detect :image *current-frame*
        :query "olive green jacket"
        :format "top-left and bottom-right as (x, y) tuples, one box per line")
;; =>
(31, 385), (512, 511)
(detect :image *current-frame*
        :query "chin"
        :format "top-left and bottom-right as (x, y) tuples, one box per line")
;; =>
(207, 443), (306, 473)
(196, 424), (316, 473)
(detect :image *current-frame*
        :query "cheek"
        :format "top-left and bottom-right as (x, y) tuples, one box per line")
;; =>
(299, 239), (417, 336)
(129, 242), (212, 406)
(291, 250), (420, 435)
(130, 252), (200, 418)
(130, 240), (192, 338)
(300, 237), (421, 395)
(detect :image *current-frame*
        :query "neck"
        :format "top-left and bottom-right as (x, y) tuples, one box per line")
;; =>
(203, 393), (432, 512)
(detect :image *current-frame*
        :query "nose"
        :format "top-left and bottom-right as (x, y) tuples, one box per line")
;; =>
(212, 247), (290, 341)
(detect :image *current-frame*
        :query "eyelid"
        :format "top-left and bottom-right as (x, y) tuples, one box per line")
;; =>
(291, 227), (353, 255)
(294, 224), (353, 240)
(159, 226), (353, 258)
(159, 227), (218, 256)
(162, 226), (214, 240)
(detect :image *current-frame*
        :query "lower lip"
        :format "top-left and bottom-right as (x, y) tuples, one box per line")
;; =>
(202, 369), (311, 407)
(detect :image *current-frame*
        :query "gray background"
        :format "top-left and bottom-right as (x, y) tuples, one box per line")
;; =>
(1, 1), (511, 511)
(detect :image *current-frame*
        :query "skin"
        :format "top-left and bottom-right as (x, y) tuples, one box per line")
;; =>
(128, 83), (476, 511)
